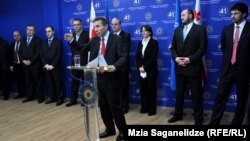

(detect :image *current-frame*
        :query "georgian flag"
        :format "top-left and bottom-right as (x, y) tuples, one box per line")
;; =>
(194, 0), (207, 86)
(89, 0), (97, 40)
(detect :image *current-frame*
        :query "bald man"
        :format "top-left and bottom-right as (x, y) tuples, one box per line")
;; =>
(9, 31), (25, 99)
(111, 17), (131, 114)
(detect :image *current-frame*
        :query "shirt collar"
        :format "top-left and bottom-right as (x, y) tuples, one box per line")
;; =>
(27, 36), (33, 39)
(48, 36), (54, 41)
(102, 31), (110, 41)
(142, 37), (151, 44)
(76, 30), (82, 36)
(185, 22), (193, 29)
(114, 30), (121, 35)
(235, 20), (246, 29)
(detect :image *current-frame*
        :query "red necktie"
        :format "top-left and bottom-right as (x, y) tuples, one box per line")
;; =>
(100, 37), (106, 74)
(101, 37), (106, 56)
(231, 25), (239, 64)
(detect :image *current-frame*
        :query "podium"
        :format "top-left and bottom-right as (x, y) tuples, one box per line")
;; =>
(67, 66), (100, 141)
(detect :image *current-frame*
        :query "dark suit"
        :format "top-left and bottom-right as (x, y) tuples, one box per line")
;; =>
(9, 41), (25, 97)
(86, 33), (127, 136)
(210, 21), (250, 125)
(41, 37), (64, 101)
(136, 38), (159, 115)
(19, 36), (43, 100)
(0, 37), (9, 98)
(68, 31), (89, 102)
(170, 23), (207, 123)
(113, 30), (131, 112)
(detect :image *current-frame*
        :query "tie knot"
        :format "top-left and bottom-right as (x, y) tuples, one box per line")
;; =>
(101, 37), (104, 41)
(236, 25), (239, 29)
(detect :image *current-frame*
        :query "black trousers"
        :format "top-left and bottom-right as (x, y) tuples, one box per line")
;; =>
(23, 67), (43, 100)
(174, 74), (203, 123)
(97, 73), (127, 134)
(210, 65), (249, 125)
(13, 64), (25, 97)
(139, 71), (157, 115)
(0, 67), (9, 98)
(248, 102), (250, 125)
(45, 68), (64, 101)
(119, 72), (130, 111)
(70, 70), (83, 102)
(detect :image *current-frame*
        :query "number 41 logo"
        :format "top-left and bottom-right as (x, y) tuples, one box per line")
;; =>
(219, 7), (228, 16)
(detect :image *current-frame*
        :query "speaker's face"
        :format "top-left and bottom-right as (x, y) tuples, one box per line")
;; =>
(93, 20), (108, 37)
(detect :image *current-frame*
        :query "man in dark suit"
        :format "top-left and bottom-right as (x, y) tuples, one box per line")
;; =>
(111, 17), (131, 114)
(65, 16), (128, 141)
(0, 36), (9, 100)
(41, 26), (64, 106)
(210, 2), (250, 125)
(19, 24), (44, 103)
(65, 18), (89, 107)
(169, 9), (207, 125)
(9, 31), (25, 99)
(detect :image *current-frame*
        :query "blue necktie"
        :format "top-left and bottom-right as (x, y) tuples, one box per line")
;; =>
(27, 37), (31, 46)
(48, 39), (52, 47)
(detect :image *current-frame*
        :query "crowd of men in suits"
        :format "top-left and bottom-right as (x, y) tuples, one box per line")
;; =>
(0, 3), (249, 140)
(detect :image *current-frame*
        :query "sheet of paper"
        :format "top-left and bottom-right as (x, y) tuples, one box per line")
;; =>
(98, 55), (108, 67)
(86, 55), (108, 68)
(86, 56), (99, 68)
(140, 72), (147, 79)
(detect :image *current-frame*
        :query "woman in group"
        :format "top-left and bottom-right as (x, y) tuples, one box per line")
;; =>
(136, 25), (159, 116)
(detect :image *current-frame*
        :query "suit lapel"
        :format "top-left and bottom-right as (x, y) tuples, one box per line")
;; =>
(177, 28), (184, 47)
(105, 34), (113, 56)
(26, 37), (32, 47)
(25, 37), (29, 47)
(184, 24), (195, 42)
(228, 24), (234, 51)
(238, 22), (249, 49)
(119, 31), (124, 37)
(180, 26), (184, 41)
(93, 37), (101, 59)
(47, 39), (53, 50)
(143, 38), (152, 58)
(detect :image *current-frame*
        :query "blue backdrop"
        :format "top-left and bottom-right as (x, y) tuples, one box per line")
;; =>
(0, 0), (249, 112)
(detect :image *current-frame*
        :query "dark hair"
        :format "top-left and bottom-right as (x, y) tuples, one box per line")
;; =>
(140, 25), (153, 37)
(45, 25), (54, 31)
(72, 18), (82, 23)
(93, 16), (108, 26)
(27, 24), (35, 30)
(112, 17), (122, 24)
(187, 9), (194, 20)
(230, 2), (248, 19)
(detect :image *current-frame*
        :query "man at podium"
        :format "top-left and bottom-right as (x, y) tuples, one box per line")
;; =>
(65, 16), (128, 141)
